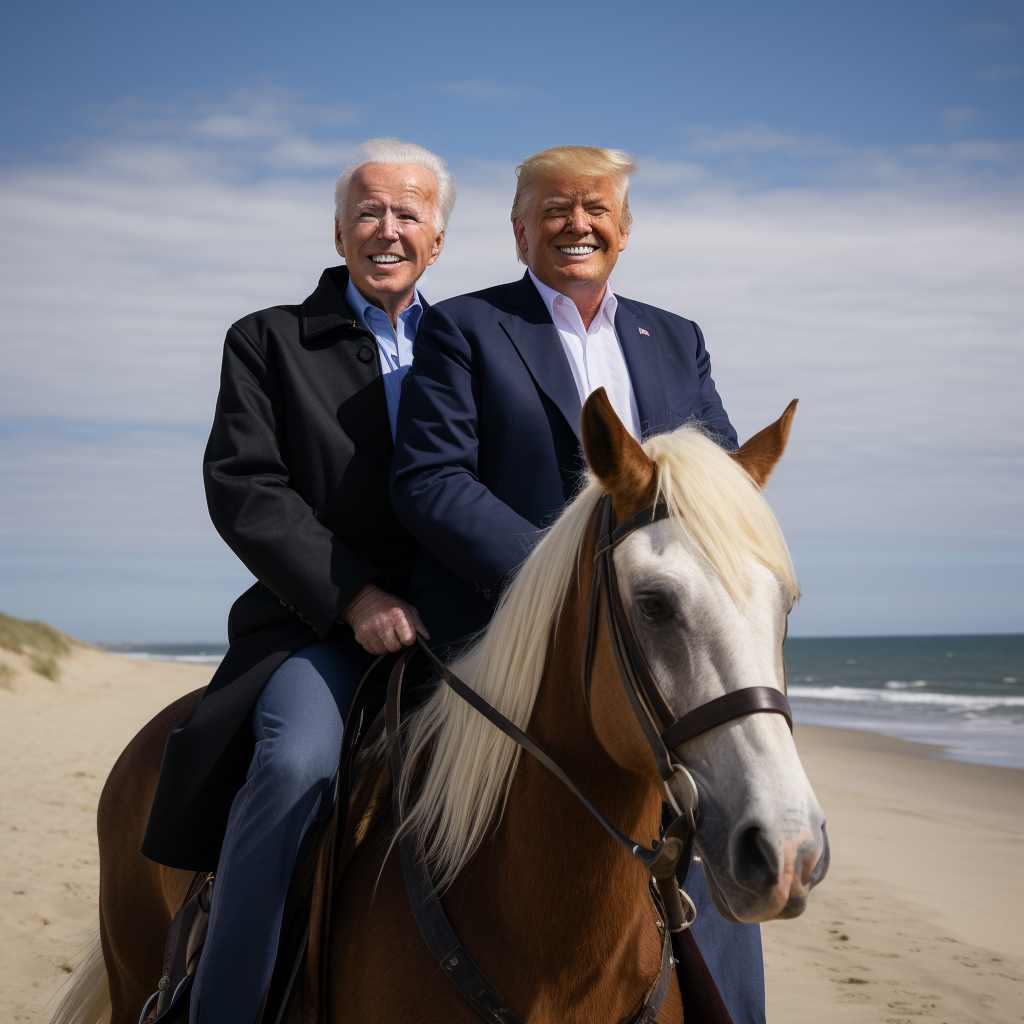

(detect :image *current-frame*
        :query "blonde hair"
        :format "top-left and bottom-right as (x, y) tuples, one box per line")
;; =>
(510, 145), (638, 233)
(395, 423), (798, 891)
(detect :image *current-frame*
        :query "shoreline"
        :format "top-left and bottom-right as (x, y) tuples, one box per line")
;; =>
(1, 648), (1021, 1021)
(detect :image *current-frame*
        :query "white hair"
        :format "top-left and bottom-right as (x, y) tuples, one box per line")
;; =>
(334, 137), (456, 233)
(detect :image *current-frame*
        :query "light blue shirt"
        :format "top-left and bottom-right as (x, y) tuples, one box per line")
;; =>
(344, 275), (423, 439)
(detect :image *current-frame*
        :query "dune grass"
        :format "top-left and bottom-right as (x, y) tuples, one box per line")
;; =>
(0, 611), (74, 681)
(0, 611), (73, 657)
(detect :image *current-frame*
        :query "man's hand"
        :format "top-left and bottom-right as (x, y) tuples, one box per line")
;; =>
(340, 583), (429, 656)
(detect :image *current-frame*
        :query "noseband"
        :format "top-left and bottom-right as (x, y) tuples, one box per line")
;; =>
(384, 492), (793, 1024)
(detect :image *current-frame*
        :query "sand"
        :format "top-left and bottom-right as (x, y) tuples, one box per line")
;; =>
(1, 647), (1021, 1023)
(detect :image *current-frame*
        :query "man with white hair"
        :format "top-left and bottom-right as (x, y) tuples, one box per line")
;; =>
(392, 146), (764, 1022)
(140, 137), (455, 1024)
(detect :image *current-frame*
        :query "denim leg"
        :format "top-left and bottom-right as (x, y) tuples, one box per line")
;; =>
(190, 641), (370, 1024)
(687, 863), (766, 1024)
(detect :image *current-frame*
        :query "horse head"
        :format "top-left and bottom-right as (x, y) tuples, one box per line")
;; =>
(581, 389), (829, 923)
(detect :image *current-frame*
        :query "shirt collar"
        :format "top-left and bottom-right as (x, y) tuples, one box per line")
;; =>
(344, 272), (423, 331)
(528, 268), (617, 329)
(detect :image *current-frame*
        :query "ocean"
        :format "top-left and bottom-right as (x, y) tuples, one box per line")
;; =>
(784, 634), (1024, 770)
(97, 634), (1024, 771)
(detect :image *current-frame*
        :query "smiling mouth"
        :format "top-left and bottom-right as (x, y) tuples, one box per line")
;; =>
(556, 245), (598, 256)
(370, 254), (405, 264)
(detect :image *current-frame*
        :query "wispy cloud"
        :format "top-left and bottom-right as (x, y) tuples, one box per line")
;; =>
(1, 95), (1021, 636)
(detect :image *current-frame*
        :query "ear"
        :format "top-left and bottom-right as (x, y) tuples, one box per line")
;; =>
(581, 388), (657, 515)
(426, 229), (445, 266)
(334, 218), (345, 259)
(730, 399), (798, 488)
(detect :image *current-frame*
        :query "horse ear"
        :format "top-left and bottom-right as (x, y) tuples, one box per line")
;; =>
(730, 399), (798, 488)
(581, 388), (657, 512)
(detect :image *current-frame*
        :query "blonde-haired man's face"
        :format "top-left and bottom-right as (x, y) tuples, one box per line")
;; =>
(512, 174), (629, 298)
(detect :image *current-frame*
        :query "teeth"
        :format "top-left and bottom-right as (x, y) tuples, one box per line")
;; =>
(371, 255), (403, 263)
(558, 246), (597, 255)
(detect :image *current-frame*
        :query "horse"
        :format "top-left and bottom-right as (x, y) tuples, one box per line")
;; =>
(53, 391), (828, 1024)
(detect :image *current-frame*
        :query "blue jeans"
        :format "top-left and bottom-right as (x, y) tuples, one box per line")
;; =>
(688, 860), (766, 1024)
(190, 641), (370, 1024)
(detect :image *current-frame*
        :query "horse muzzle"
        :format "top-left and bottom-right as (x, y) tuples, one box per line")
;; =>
(700, 817), (830, 923)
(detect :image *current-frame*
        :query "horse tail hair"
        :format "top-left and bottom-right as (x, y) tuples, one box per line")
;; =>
(49, 924), (110, 1024)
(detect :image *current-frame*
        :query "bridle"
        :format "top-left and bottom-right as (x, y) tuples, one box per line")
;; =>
(384, 492), (793, 1024)
(583, 493), (793, 857)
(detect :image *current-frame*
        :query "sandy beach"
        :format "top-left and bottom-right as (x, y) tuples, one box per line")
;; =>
(1, 644), (1021, 1023)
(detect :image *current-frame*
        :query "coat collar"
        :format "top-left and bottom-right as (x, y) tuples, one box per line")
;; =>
(300, 266), (431, 340)
(300, 267), (358, 340)
(613, 296), (669, 437)
(497, 272), (584, 442)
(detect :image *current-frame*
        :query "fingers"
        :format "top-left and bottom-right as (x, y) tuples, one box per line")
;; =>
(382, 623), (405, 653)
(345, 591), (427, 654)
(394, 609), (417, 647)
(409, 605), (430, 639)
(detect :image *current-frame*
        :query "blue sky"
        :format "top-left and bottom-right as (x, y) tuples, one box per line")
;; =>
(1, 1), (1021, 640)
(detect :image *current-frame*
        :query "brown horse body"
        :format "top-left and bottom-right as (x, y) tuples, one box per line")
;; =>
(58, 394), (824, 1024)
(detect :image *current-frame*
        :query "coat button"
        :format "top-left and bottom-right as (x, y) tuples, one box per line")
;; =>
(357, 345), (375, 363)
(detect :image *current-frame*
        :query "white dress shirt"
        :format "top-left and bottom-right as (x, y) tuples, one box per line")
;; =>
(528, 269), (641, 440)
(345, 274), (422, 440)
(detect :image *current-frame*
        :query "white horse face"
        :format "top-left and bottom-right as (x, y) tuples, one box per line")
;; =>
(614, 519), (829, 922)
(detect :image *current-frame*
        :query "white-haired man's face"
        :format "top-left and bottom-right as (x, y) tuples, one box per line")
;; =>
(512, 174), (629, 298)
(335, 162), (444, 313)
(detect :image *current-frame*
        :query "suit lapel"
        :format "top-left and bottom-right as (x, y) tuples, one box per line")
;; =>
(615, 298), (669, 437)
(499, 273), (583, 442)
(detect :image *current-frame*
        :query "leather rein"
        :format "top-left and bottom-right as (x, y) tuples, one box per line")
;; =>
(384, 493), (793, 1024)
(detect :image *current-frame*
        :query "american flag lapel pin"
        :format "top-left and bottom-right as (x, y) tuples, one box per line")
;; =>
(638, 327), (649, 336)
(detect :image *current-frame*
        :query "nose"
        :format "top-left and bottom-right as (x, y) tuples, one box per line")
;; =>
(567, 206), (590, 236)
(377, 209), (399, 240)
(731, 825), (778, 893)
(731, 821), (828, 893)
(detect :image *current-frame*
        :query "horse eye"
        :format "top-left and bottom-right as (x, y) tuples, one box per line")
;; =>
(636, 594), (671, 622)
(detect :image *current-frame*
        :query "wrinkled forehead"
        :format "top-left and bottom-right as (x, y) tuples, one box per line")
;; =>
(528, 173), (623, 212)
(347, 161), (440, 208)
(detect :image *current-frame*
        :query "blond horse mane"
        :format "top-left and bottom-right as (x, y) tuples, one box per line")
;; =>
(396, 424), (799, 890)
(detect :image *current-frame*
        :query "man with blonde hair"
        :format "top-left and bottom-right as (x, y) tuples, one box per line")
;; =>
(391, 145), (761, 1021)
(142, 137), (453, 1024)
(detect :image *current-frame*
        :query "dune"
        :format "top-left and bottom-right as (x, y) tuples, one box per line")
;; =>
(0, 626), (1020, 1022)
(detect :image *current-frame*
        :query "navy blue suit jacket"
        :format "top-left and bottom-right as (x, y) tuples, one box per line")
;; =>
(390, 272), (737, 648)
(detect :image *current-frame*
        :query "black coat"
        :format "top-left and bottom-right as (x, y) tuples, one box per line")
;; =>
(142, 266), (417, 869)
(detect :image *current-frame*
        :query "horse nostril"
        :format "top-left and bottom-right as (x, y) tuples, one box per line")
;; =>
(732, 826), (779, 891)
